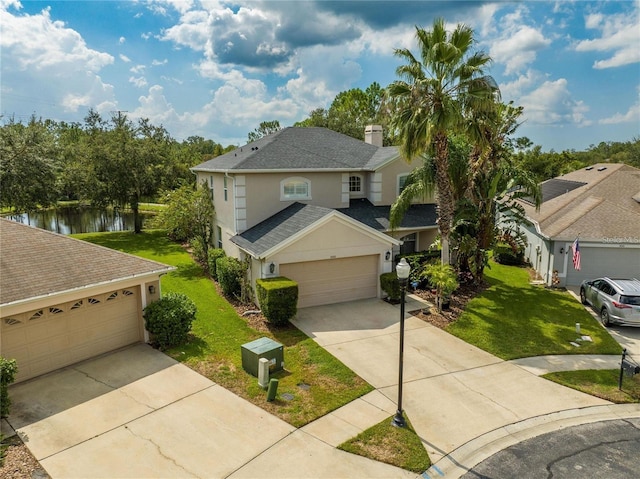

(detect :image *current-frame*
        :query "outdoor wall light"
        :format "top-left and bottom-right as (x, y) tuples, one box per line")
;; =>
(560, 247), (564, 254)
(148, 285), (156, 294)
(269, 262), (276, 274)
(385, 251), (391, 261)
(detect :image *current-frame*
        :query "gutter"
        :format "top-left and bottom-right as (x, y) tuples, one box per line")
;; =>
(0, 268), (175, 310)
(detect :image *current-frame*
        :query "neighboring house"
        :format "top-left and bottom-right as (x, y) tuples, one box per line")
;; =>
(191, 126), (438, 307)
(513, 163), (640, 287)
(0, 219), (175, 383)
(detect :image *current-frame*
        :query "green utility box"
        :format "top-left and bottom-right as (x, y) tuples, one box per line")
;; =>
(241, 337), (284, 377)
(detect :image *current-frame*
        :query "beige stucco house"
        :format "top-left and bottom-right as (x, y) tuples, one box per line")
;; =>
(513, 163), (640, 287)
(0, 218), (175, 383)
(191, 126), (438, 307)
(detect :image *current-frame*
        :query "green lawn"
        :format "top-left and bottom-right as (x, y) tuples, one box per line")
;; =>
(339, 413), (431, 473)
(75, 230), (372, 427)
(544, 369), (640, 403)
(446, 261), (622, 360)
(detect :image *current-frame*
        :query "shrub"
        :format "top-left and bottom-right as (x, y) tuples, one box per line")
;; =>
(395, 251), (440, 287)
(380, 272), (401, 302)
(207, 248), (226, 281)
(216, 256), (244, 298)
(423, 263), (459, 311)
(143, 293), (197, 349)
(189, 236), (208, 269)
(0, 357), (18, 417)
(493, 243), (524, 265)
(256, 277), (298, 326)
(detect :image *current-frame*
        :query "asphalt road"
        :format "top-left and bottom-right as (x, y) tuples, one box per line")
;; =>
(462, 418), (640, 479)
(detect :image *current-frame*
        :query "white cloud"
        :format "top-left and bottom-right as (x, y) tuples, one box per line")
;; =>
(518, 78), (591, 126)
(499, 69), (544, 101)
(1, 4), (116, 114)
(600, 86), (640, 124)
(119, 36), (126, 44)
(130, 64), (146, 74)
(152, 58), (168, 66)
(490, 25), (551, 75)
(129, 76), (148, 88)
(120, 54), (131, 63)
(575, 9), (640, 69)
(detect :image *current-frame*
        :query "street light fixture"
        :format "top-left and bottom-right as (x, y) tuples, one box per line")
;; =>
(392, 257), (411, 428)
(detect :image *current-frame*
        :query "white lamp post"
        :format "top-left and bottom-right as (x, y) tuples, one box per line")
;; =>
(392, 257), (411, 427)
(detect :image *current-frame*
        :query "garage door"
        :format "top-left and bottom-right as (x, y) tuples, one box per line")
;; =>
(280, 255), (379, 308)
(1, 287), (141, 382)
(566, 246), (640, 286)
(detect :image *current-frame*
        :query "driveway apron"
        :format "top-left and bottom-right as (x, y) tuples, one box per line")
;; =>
(293, 296), (610, 464)
(7, 344), (296, 478)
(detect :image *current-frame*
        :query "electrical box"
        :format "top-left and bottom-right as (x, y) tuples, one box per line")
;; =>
(241, 337), (284, 377)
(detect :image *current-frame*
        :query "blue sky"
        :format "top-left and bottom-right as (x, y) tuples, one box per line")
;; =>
(1, 0), (639, 151)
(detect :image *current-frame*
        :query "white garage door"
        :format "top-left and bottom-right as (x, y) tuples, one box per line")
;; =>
(280, 255), (379, 308)
(566, 246), (640, 286)
(1, 288), (141, 382)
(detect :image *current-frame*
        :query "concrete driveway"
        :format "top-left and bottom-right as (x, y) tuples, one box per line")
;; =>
(293, 296), (611, 464)
(5, 343), (415, 479)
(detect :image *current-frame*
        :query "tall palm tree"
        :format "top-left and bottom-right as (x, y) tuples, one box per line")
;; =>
(388, 18), (497, 264)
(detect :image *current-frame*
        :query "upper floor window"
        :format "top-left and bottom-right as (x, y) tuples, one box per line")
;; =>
(398, 174), (409, 195)
(209, 176), (214, 200)
(281, 177), (311, 200)
(223, 176), (228, 201)
(349, 175), (362, 193)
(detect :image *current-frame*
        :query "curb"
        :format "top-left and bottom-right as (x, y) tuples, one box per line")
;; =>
(423, 403), (640, 479)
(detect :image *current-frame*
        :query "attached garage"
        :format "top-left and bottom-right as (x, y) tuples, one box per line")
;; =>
(280, 255), (379, 308)
(1, 288), (141, 382)
(0, 219), (174, 383)
(566, 244), (640, 286)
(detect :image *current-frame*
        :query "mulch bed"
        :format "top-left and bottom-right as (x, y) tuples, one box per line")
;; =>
(409, 280), (488, 329)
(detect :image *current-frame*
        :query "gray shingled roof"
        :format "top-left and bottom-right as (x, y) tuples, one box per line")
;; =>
(231, 203), (334, 257)
(192, 127), (399, 172)
(231, 199), (437, 257)
(519, 163), (640, 241)
(0, 219), (174, 305)
(338, 199), (438, 231)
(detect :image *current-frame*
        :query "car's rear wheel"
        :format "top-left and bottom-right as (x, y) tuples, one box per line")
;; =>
(601, 308), (611, 327)
(580, 288), (588, 305)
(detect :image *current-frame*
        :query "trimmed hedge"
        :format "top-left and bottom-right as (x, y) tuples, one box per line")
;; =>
(207, 248), (226, 281)
(1, 357), (18, 417)
(493, 243), (525, 265)
(380, 272), (401, 302)
(256, 277), (298, 326)
(143, 292), (197, 349)
(216, 256), (244, 298)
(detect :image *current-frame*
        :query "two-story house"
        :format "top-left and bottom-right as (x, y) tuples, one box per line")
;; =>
(192, 126), (438, 307)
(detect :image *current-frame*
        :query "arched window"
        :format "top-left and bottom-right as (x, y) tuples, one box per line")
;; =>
(281, 177), (311, 200)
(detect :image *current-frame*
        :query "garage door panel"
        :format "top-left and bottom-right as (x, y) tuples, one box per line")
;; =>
(1, 288), (141, 383)
(280, 255), (379, 308)
(566, 247), (640, 285)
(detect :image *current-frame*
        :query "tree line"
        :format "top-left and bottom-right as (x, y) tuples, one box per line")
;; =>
(0, 110), (234, 231)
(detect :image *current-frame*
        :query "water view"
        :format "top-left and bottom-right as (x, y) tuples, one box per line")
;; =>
(4, 207), (153, 234)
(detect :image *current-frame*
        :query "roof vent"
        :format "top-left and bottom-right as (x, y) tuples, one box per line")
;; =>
(585, 166), (593, 171)
(597, 167), (607, 171)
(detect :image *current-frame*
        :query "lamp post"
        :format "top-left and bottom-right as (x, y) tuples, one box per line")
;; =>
(392, 257), (411, 428)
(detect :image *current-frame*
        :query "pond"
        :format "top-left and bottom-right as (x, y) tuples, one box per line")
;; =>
(4, 207), (154, 234)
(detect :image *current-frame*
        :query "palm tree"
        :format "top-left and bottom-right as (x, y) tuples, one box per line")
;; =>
(388, 18), (497, 264)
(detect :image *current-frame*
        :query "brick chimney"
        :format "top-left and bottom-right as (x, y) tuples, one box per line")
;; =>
(364, 125), (383, 147)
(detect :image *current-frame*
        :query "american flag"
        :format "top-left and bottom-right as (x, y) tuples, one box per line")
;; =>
(572, 238), (581, 271)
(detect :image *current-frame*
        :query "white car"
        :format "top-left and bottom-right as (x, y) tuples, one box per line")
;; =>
(580, 278), (640, 327)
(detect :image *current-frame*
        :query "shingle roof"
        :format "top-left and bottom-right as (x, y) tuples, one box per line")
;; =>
(231, 199), (437, 257)
(518, 163), (640, 241)
(0, 219), (174, 305)
(231, 203), (334, 257)
(192, 127), (398, 172)
(338, 199), (437, 231)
